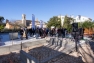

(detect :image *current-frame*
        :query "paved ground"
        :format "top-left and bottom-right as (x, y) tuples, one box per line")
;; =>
(68, 40), (94, 63)
(0, 39), (46, 55)
(0, 37), (94, 63)
(44, 37), (94, 63)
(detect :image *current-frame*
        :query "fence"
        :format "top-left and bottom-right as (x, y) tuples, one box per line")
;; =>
(9, 32), (18, 40)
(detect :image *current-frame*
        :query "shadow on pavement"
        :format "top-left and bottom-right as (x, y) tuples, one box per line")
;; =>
(77, 41), (94, 63)
(28, 46), (84, 63)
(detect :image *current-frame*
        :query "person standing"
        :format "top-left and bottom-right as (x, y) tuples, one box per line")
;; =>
(39, 28), (43, 37)
(42, 28), (46, 38)
(45, 28), (49, 36)
(57, 28), (61, 37)
(29, 28), (32, 37)
(24, 27), (28, 39)
(19, 28), (24, 40)
(35, 28), (39, 39)
(32, 28), (35, 36)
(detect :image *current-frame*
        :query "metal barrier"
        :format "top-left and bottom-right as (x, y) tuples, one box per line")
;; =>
(9, 32), (18, 40)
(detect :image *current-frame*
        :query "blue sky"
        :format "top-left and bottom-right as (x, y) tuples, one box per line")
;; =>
(0, 0), (94, 22)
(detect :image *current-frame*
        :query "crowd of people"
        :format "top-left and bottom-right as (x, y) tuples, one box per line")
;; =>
(19, 27), (67, 40)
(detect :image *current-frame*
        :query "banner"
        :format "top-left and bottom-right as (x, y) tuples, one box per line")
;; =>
(32, 14), (35, 29)
(40, 20), (43, 28)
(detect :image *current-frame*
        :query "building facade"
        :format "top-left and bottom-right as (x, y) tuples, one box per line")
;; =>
(74, 15), (92, 22)
(5, 14), (47, 29)
(5, 19), (20, 29)
(58, 15), (65, 27)
(22, 14), (26, 26)
(58, 15), (92, 27)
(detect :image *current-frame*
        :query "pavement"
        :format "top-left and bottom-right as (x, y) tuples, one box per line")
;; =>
(67, 40), (94, 63)
(0, 36), (94, 63)
(46, 37), (94, 63)
(0, 38), (46, 55)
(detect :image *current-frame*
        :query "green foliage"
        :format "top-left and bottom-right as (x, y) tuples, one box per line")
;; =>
(91, 21), (94, 28)
(47, 16), (61, 28)
(63, 16), (69, 28)
(78, 22), (83, 28)
(67, 24), (72, 33)
(0, 16), (4, 23)
(82, 21), (92, 29)
(63, 16), (73, 32)
(0, 24), (4, 32)
(47, 15), (94, 33)
(2, 28), (20, 33)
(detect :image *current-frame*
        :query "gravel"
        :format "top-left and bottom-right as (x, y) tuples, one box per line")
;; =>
(0, 53), (21, 63)
(28, 46), (84, 63)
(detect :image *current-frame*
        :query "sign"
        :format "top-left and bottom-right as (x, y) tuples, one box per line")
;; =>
(32, 14), (35, 29)
(40, 20), (43, 28)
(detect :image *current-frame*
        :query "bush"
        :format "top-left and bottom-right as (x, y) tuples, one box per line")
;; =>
(1, 29), (20, 33)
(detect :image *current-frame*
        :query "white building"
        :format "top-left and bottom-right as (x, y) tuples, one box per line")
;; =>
(22, 14), (26, 26)
(58, 15), (92, 27)
(74, 15), (92, 22)
(58, 15), (65, 27)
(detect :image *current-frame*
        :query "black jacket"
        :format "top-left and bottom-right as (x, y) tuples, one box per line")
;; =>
(20, 29), (24, 35)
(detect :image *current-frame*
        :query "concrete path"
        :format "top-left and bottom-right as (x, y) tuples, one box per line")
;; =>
(0, 39), (46, 55)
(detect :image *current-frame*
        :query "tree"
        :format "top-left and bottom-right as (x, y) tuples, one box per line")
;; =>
(47, 16), (61, 28)
(63, 16), (73, 32)
(82, 21), (92, 29)
(0, 25), (4, 32)
(78, 22), (83, 28)
(92, 21), (94, 32)
(82, 21), (93, 35)
(0, 16), (4, 24)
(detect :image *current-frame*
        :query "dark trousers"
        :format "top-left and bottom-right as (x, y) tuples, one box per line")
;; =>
(29, 33), (32, 37)
(26, 34), (28, 39)
(58, 33), (61, 37)
(20, 35), (23, 40)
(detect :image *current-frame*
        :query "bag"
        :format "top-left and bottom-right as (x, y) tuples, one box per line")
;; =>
(23, 31), (26, 37)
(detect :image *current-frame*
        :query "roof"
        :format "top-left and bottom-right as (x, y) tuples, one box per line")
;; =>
(6, 20), (46, 26)
(7, 22), (16, 26)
